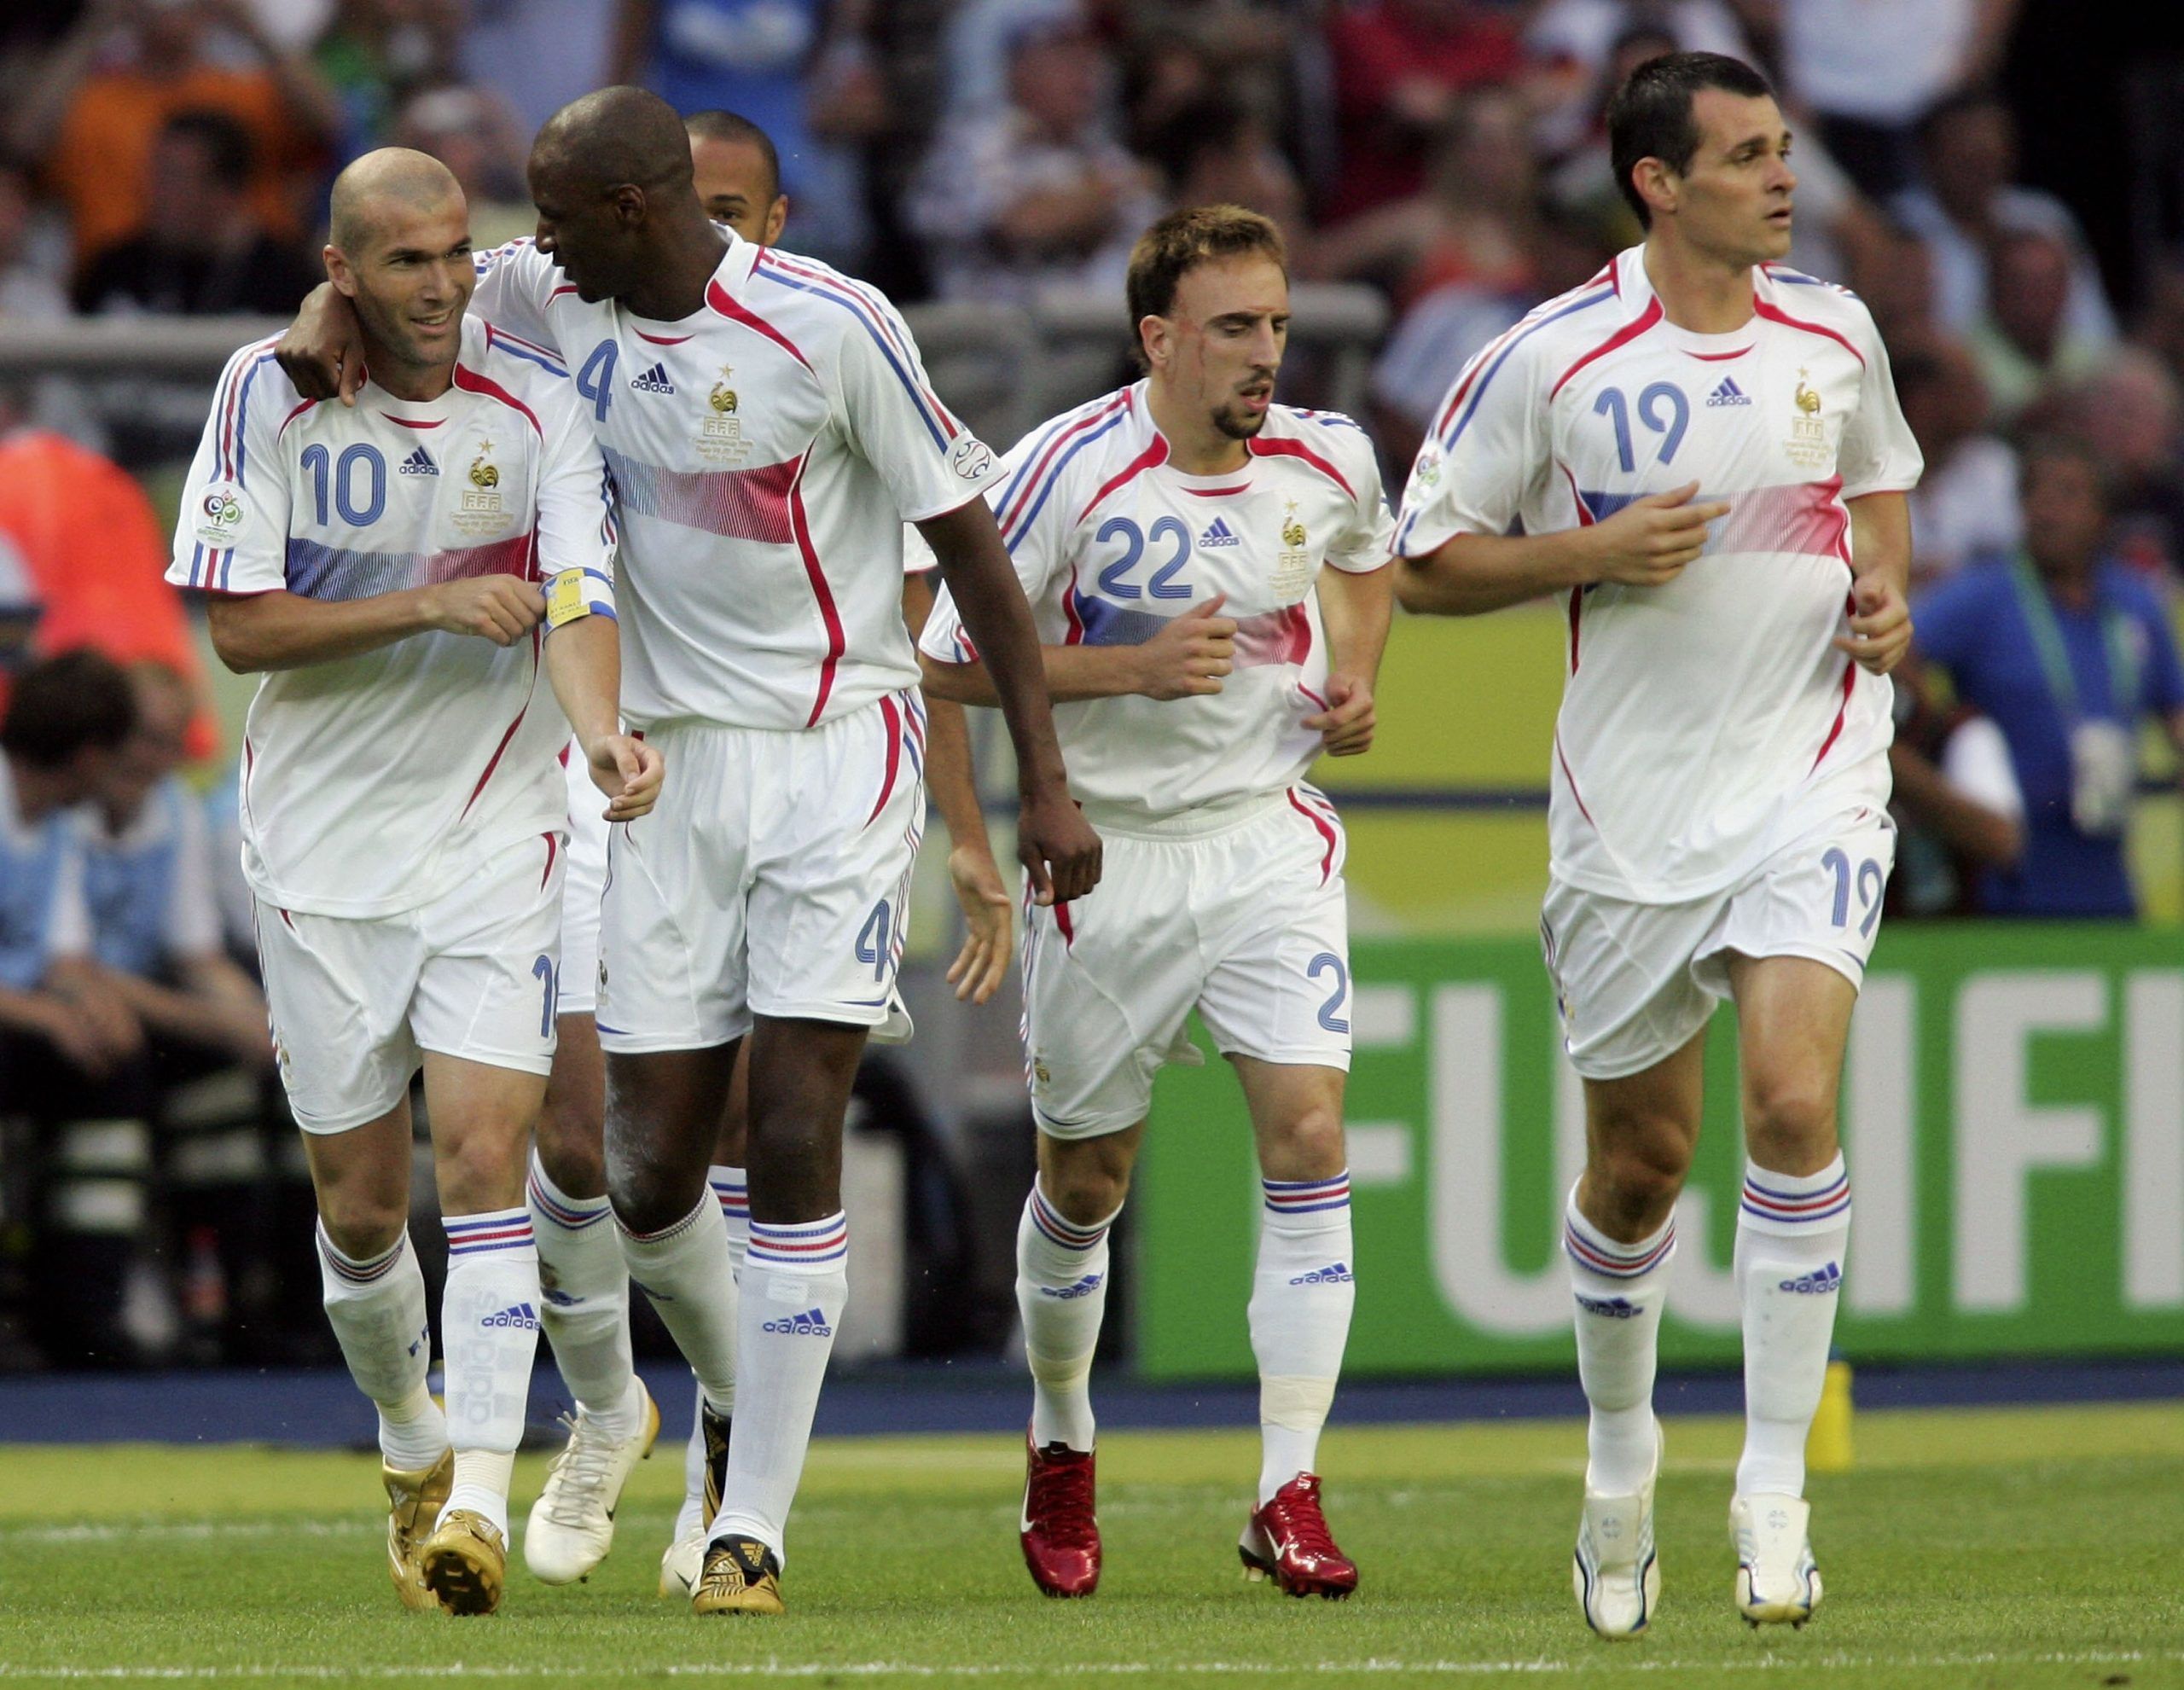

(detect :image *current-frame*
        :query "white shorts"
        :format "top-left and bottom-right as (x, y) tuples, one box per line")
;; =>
(559, 744), (612, 1017)
(256, 830), (565, 1133)
(597, 694), (925, 1053)
(1023, 786), (1352, 1141)
(1541, 801), (1898, 1081)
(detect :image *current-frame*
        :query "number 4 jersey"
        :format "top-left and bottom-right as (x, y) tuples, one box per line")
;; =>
(1395, 249), (1922, 903)
(168, 314), (614, 919)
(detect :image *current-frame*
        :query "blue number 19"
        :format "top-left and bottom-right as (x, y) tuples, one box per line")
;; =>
(1594, 382), (1689, 473)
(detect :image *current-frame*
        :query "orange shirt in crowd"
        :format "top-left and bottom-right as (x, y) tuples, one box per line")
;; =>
(0, 430), (217, 758)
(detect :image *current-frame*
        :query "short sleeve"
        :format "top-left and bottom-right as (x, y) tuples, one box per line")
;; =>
(1838, 301), (1924, 500)
(532, 376), (619, 630)
(915, 417), (1078, 666)
(166, 341), (295, 596)
(163, 787), (224, 958)
(468, 239), (563, 354)
(1392, 331), (1547, 559)
(1317, 420), (1395, 574)
(830, 282), (1002, 523)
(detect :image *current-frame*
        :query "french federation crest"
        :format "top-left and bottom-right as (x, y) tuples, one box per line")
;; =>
(699, 365), (749, 464)
(1785, 368), (1830, 469)
(455, 438), (509, 534)
(1272, 497), (1312, 599)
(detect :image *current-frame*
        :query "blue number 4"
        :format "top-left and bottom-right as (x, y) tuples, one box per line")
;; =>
(856, 900), (892, 981)
(577, 340), (618, 423)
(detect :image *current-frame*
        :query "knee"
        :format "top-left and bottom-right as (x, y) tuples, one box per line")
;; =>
(535, 1098), (607, 1197)
(1039, 1138), (1133, 1226)
(317, 1183), (406, 1261)
(1260, 1104), (1346, 1184)
(605, 1153), (689, 1239)
(1588, 1126), (1693, 1229)
(1744, 1074), (1836, 1170)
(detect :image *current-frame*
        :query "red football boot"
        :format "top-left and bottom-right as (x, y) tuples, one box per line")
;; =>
(1019, 1432), (1100, 1598)
(1239, 1473), (1358, 1599)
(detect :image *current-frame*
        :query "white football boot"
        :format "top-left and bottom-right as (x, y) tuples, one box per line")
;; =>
(1572, 1425), (1662, 1639)
(1729, 1492), (1821, 1627)
(524, 1377), (659, 1584)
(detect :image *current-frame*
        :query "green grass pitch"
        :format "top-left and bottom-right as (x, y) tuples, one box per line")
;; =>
(1, 1402), (2179, 1687)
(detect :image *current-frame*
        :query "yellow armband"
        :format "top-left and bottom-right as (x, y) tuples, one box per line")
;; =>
(546, 566), (616, 630)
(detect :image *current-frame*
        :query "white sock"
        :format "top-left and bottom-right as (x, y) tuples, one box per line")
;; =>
(315, 1222), (445, 1472)
(1015, 1184), (1117, 1454)
(527, 1152), (636, 1434)
(438, 1207), (542, 1536)
(1251, 1173), (1356, 1503)
(618, 1194), (739, 1414)
(677, 1166), (751, 1538)
(1565, 1187), (1675, 1496)
(709, 1213), (848, 1565)
(1735, 1155), (1850, 1498)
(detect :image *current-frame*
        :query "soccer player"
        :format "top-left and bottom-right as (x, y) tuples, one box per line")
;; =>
(277, 86), (1098, 1616)
(919, 206), (1394, 1600)
(1392, 53), (1920, 1635)
(173, 148), (661, 1616)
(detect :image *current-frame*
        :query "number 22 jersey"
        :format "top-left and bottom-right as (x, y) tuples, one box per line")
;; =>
(1395, 249), (1922, 903)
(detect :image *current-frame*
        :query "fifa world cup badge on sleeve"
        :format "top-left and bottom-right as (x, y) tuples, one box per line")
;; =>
(194, 485), (246, 547)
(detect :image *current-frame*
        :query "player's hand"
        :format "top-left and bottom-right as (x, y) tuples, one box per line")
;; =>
(587, 734), (665, 822)
(421, 576), (545, 645)
(944, 845), (1014, 1003)
(1133, 592), (1236, 700)
(275, 282), (369, 407)
(1018, 784), (1101, 908)
(1834, 573), (1912, 675)
(1588, 481), (1729, 588)
(1305, 673), (1377, 757)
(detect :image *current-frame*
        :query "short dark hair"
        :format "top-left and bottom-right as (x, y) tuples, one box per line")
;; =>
(1606, 51), (1774, 228)
(1124, 205), (1287, 363)
(684, 108), (781, 205)
(161, 108), (256, 192)
(2018, 433), (2111, 508)
(0, 648), (136, 769)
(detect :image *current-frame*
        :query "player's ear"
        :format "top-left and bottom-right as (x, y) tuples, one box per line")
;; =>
(1138, 314), (1170, 371)
(764, 197), (787, 247)
(323, 246), (356, 298)
(1632, 156), (1676, 222)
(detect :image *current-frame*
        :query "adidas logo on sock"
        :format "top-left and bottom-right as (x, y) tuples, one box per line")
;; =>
(541, 1286), (579, 1308)
(1575, 1292), (1643, 1319)
(630, 362), (677, 393)
(1778, 1262), (1842, 1294)
(481, 1302), (539, 1329)
(1199, 516), (1240, 549)
(406, 1323), (428, 1357)
(397, 444), (439, 475)
(761, 1307), (834, 1336)
(1705, 375), (1751, 408)
(1289, 1260), (1354, 1285)
(1039, 1272), (1104, 1300)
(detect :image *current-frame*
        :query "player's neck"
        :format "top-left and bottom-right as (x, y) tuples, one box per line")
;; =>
(365, 346), (456, 404)
(1641, 235), (1756, 335)
(1146, 379), (1249, 477)
(623, 223), (732, 322)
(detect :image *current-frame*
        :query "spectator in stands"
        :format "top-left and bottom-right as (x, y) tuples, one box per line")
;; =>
(2048, 349), (2184, 580)
(1968, 228), (2106, 427)
(459, 0), (619, 139)
(1141, 91), (1305, 250)
(1899, 337), (2019, 586)
(71, 110), (321, 318)
(1912, 437), (2184, 918)
(1324, 0), (1525, 222)
(0, 156), (102, 450)
(0, 648), (153, 1366)
(1885, 658), (2024, 918)
(906, 8), (1158, 304)
(1525, 0), (1750, 165)
(7, 0), (340, 271)
(312, 0), (466, 158)
(1779, 0), (2018, 199)
(1892, 87), (2115, 347)
(390, 83), (533, 250)
(1844, 219), (1939, 347)
(0, 537), (39, 684)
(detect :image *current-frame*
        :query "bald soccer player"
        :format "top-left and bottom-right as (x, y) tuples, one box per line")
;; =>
(277, 90), (1098, 1615)
(172, 149), (662, 1617)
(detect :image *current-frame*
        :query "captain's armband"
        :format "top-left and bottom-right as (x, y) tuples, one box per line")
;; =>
(545, 566), (616, 630)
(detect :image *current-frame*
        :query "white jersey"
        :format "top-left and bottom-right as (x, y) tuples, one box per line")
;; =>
(469, 232), (999, 734)
(1395, 248), (1922, 903)
(168, 314), (615, 919)
(919, 384), (1392, 827)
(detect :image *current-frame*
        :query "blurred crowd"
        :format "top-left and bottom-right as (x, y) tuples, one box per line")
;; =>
(1, 0), (2182, 1365)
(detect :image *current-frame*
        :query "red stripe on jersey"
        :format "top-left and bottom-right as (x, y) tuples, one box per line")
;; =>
(708, 277), (812, 372)
(381, 415), (445, 428)
(1685, 346), (1751, 361)
(1554, 729), (1597, 828)
(1075, 433), (1170, 525)
(1248, 434), (1354, 498)
(1287, 787), (1339, 886)
(1810, 657), (1857, 771)
(1060, 566), (1086, 645)
(788, 465), (845, 726)
(633, 329), (693, 346)
(452, 363), (542, 436)
(1182, 484), (1250, 497)
(462, 625), (542, 818)
(1548, 298), (1663, 400)
(1753, 299), (1865, 366)
(1567, 586), (1583, 673)
(279, 398), (317, 438)
(549, 283), (578, 299)
(541, 831), (559, 888)
(868, 694), (903, 826)
(1053, 897), (1075, 947)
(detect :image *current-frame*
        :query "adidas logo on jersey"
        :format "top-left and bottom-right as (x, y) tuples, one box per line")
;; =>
(1778, 1263), (1843, 1295)
(1706, 376), (1752, 408)
(762, 1307), (834, 1336)
(630, 362), (677, 394)
(1289, 1261), (1354, 1286)
(1039, 1273), (1104, 1300)
(1575, 1292), (1644, 1319)
(397, 445), (439, 476)
(481, 1302), (539, 1330)
(1199, 517), (1240, 548)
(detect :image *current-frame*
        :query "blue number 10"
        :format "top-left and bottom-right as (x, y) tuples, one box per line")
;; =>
(1594, 382), (1689, 473)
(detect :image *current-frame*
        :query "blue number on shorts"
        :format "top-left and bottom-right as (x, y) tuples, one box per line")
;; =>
(334, 444), (386, 525)
(1822, 847), (1885, 936)
(577, 340), (618, 423)
(532, 953), (556, 1037)
(1095, 516), (1193, 601)
(855, 900), (891, 981)
(1307, 951), (1350, 1034)
(300, 443), (329, 524)
(1594, 383), (1688, 471)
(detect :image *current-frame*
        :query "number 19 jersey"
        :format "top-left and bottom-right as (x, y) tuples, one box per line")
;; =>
(1395, 249), (1922, 903)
